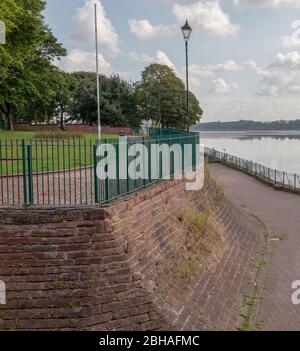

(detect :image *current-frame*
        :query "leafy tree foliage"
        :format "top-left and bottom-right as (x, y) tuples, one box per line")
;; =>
(136, 64), (203, 129)
(69, 72), (141, 127)
(0, 0), (66, 129)
(0, 2), (202, 131)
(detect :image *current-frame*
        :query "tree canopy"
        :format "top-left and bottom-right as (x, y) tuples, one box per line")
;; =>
(0, 0), (66, 129)
(136, 64), (203, 129)
(0, 2), (203, 131)
(68, 72), (141, 127)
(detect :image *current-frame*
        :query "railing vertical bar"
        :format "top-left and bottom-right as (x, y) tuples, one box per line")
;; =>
(10, 140), (15, 205)
(51, 139), (55, 204)
(5, 140), (9, 203)
(93, 144), (99, 204)
(142, 137), (146, 187)
(27, 144), (33, 205)
(90, 139), (93, 204)
(104, 139), (109, 203)
(41, 140), (45, 205)
(57, 139), (61, 205)
(148, 138), (151, 184)
(73, 138), (77, 205)
(16, 140), (20, 204)
(46, 140), (50, 205)
(62, 140), (66, 205)
(21, 139), (27, 206)
(126, 140), (130, 194)
(84, 139), (88, 205)
(68, 139), (71, 205)
(116, 142), (120, 195)
(79, 139), (82, 205)
(0, 140), (3, 205)
(35, 140), (39, 205)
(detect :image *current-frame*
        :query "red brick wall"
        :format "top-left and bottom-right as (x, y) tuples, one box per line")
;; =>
(14, 124), (133, 135)
(0, 178), (264, 330)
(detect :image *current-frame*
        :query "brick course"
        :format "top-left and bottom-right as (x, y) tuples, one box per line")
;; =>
(0, 177), (265, 330)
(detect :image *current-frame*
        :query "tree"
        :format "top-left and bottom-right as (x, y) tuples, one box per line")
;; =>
(69, 72), (142, 127)
(136, 64), (203, 129)
(0, 0), (66, 130)
(69, 72), (98, 125)
(52, 71), (76, 130)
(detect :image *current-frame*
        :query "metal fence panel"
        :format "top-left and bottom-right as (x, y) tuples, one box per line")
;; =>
(205, 147), (300, 192)
(0, 132), (200, 207)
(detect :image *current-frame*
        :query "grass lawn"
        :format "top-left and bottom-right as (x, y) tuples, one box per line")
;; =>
(0, 131), (119, 175)
(0, 130), (118, 142)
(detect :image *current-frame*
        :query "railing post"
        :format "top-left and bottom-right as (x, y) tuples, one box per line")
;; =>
(104, 139), (110, 203)
(159, 135), (163, 180)
(142, 137), (146, 187)
(116, 142), (120, 196)
(192, 134), (196, 168)
(283, 171), (285, 187)
(27, 144), (33, 205)
(93, 144), (99, 203)
(148, 138), (151, 184)
(21, 139), (28, 205)
(127, 140), (130, 193)
(295, 174), (297, 189)
(181, 136), (185, 176)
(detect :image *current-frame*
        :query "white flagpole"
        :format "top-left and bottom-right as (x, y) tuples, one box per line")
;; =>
(94, 3), (101, 142)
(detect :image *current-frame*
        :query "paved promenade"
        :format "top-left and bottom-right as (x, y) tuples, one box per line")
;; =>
(209, 163), (300, 330)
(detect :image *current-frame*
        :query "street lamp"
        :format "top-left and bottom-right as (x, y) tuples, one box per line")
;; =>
(181, 20), (192, 131)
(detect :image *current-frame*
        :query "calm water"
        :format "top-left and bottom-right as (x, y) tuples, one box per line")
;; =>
(200, 131), (300, 175)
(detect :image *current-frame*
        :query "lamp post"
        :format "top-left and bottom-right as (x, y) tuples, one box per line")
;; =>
(181, 20), (192, 131)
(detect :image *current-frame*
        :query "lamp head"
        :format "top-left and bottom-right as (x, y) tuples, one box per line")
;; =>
(181, 20), (192, 41)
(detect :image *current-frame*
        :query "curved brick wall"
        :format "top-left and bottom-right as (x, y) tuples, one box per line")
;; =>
(0, 178), (266, 330)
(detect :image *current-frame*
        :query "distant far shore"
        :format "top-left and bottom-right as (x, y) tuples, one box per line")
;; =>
(196, 130), (300, 138)
(193, 119), (300, 133)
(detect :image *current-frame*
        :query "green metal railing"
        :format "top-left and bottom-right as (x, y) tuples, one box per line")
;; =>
(0, 131), (200, 207)
(205, 147), (300, 191)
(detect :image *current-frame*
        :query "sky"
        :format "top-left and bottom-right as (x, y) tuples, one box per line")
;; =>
(44, 0), (300, 122)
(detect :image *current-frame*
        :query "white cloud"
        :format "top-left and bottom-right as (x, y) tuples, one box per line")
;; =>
(128, 52), (153, 64)
(129, 1), (238, 39)
(189, 64), (216, 78)
(128, 19), (175, 39)
(243, 60), (258, 70)
(188, 59), (257, 79)
(128, 50), (178, 73)
(154, 50), (177, 72)
(210, 78), (238, 94)
(281, 35), (300, 47)
(253, 51), (300, 96)
(258, 84), (281, 96)
(288, 85), (300, 93)
(256, 63), (295, 96)
(281, 20), (300, 47)
(56, 49), (112, 75)
(232, 0), (300, 8)
(271, 51), (300, 69)
(71, 0), (119, 55)
(200, 96), (300, 122)
(173, 1), (239, 37)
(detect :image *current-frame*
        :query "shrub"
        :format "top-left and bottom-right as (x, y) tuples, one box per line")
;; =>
(33, 130), (83, 139)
